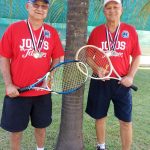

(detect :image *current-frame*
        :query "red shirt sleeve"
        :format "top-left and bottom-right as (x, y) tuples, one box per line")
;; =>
(0, 24), (13, 58)
(130, 27), (142, 57)
(51, 29), (64, 59)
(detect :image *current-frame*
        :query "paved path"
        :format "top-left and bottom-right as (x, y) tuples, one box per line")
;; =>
(140, 56), (150, 67)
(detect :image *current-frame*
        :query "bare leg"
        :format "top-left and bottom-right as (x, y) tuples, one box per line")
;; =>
(34, 128), (46, 148)
(119, 120), (132, 150)
(10, 132), (23, 150)
(96, 117), (107, 144)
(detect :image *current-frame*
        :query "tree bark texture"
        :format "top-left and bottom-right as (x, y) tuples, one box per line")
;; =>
(55, 0), (89, 150)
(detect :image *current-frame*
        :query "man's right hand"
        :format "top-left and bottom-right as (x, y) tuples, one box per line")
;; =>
(6, 84), (20, 98)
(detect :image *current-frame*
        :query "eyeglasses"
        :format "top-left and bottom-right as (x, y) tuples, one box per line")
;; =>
(31, 3), (49, 10)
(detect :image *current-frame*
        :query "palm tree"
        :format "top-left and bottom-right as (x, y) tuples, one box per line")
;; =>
(138, 1), (150, 29)
(139, 1), (150, 15)
(55, 0), (89, 150)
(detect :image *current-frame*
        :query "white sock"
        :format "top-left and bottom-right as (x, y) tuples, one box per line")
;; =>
(97, 143), (105, 149)
(37, 147), (44, 150)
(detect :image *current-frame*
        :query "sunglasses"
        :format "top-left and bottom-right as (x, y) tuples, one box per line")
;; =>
(31, 3), (49, 10)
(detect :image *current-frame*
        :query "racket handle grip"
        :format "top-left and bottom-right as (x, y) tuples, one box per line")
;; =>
(130, 84), (138, 91)
(18, 88), (29, 93)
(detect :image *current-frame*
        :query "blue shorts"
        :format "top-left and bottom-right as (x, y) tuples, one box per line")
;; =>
(0, 94), (52, 132)
(86, 79), (132, 122)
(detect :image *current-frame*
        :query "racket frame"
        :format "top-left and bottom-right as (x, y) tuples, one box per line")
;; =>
(75, 45), (138, 91)
(18, 60), (88, 94)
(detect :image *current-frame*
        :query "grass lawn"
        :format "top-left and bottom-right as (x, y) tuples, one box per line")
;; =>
(0, 68), (150, 150)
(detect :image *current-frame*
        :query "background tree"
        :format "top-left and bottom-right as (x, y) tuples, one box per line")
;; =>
(55, 0), (89, 150)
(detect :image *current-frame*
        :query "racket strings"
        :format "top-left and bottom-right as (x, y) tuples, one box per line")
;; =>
(76, 46), (111, 79)
(46, 62), (87, 93)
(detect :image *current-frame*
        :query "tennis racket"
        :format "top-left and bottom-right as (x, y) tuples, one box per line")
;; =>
(18, 60), (88, 94)
(75, 45), (138, 91)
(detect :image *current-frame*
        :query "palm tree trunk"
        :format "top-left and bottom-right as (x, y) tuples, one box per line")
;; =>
(55, 0), (89, 150)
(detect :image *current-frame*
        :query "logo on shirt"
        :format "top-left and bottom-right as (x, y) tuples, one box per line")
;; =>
(19, 39), (49, 58)
(44, 30), (51, 38)
(101, 41), (127, 57)
(122, 30), (129, 38)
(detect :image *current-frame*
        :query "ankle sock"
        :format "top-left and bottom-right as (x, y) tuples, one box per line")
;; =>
(97, 143), (105, 149)
(37, 147), (44, 150)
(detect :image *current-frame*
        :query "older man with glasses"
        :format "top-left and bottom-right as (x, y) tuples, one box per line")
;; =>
(0, 0), (64, 150)
(85, 0), (141, 150)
